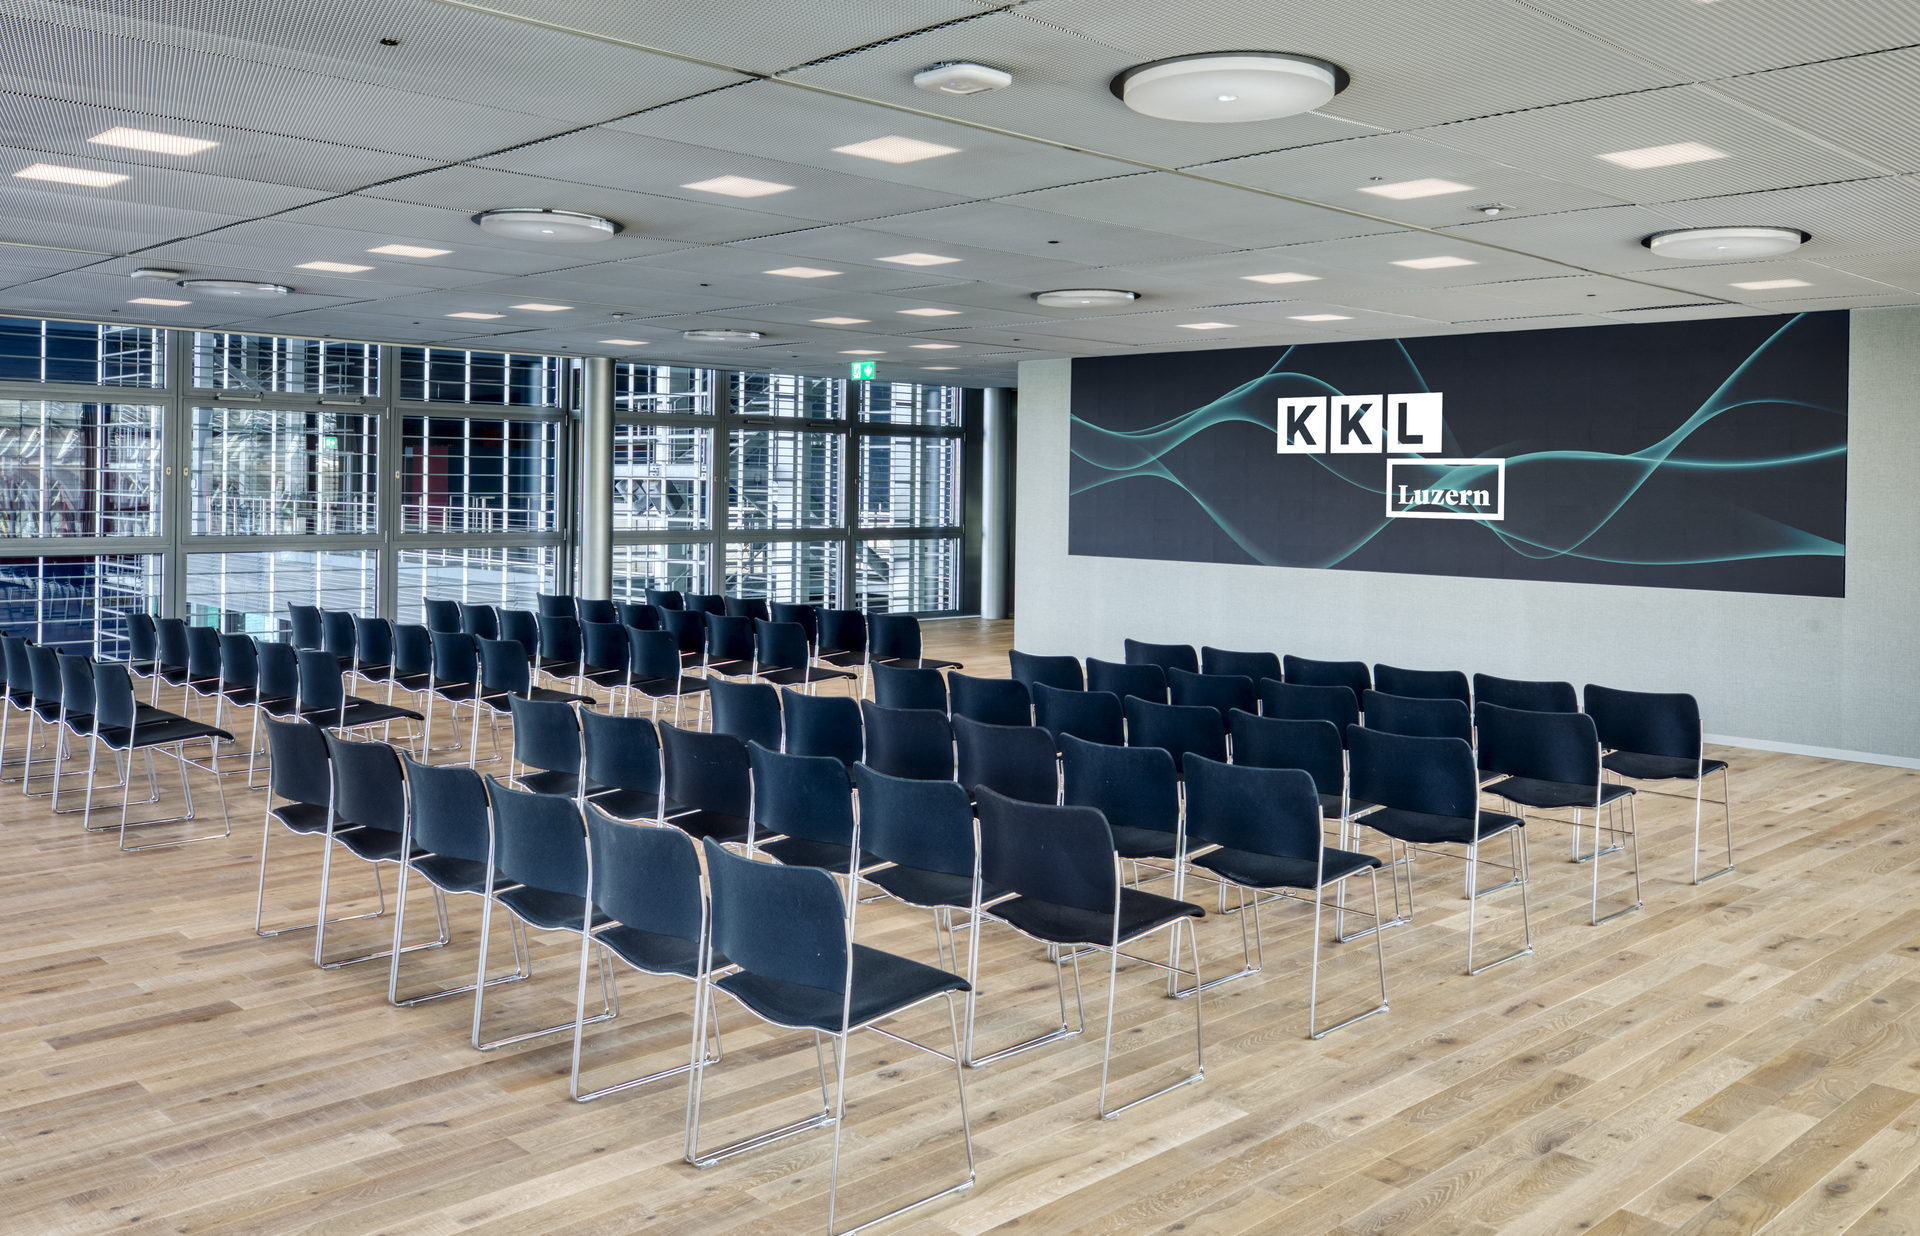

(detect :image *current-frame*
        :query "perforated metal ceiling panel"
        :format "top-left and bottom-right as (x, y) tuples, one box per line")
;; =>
(1006, 173), (1398, 249)
(1518, 0), (1920, 79)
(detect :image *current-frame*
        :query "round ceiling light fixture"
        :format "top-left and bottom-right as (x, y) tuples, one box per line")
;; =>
(1032, 288), (1140, 308)
(1111, 52), (1347, 123)
(1644, 226), (1808, 260)
(177, 279), (291, 297)
(681, 329), (764, 341)
(473, 208), (620, 242)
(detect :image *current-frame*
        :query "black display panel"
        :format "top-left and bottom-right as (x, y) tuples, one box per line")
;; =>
(1068, 312), (1848, 597)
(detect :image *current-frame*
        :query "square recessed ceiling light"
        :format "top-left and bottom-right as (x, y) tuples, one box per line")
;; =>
(1598, 141), (1729, 169)
(832, 136), (960, 164)
(876, 253), (961, 267)
(296, 260), (373, 273)
(600, 338), (648, 345)
(1243, 271), (1321, 285)
(1393, 255), (1478, 269)
(1730, 278), (1811, 290)
(840, 349), (885, 355)
(765, 266), (841, 278)
(811, 316), (869, 325)
(681, 175), (794, 198)
(1177, 322), (1237, 330)
(899, 307), (961, 317)
(129, 297), (189, 306)
(89, 126), (218, 156)
(447, 311), (504, 320)
(369, 244), (451, 257)
(15, 163), (126, 187)
(512, 302), (571, 311)
(911, 343), (959, 349)
(1359, 178), (1476, 200)
(1291, 314), (1352, 321)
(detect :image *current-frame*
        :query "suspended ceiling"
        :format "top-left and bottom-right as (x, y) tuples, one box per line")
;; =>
(2, 0), (1917, 386)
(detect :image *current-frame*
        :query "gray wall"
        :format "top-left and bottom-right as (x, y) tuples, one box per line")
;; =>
(1014, 307), (1920, 766)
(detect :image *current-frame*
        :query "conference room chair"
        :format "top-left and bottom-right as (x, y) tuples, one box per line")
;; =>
(1086, 657), (1167, 705)
(22, 643), (74, 797)
(859, 700), (954, 781)
(949, 672), (1031, 727)
(1060, 734), (1182, 885)
(659, 607), (708, 671)
(320, 610), (357, 670)
(1472, 672), (1578, 714)
(498, 609), (542, 667)
(873, 661), (949, 712)
(0, 635), (35, 781)
(256, 717), (372, 939)
(1362, 690), (1473, 743)
(1227, 710), (1361, 821)
(571, 806), (718, 1101)
(770, 602), (818, 654)
(1347, 726), (1531, 974)
(471, 637), (593, 766)
(575, 598), (617, 626)
(686, 836), (976, 1236)
(870, 613), (961, 672)
(536, 592), (575, 619)
(747, 742), (873, 872)
(953, 714), (1058, 804)
(1168, 667), (1256, 725)
(685, 592), (726, 617)
(287, 603), (324, 652)
(387, 624), (435, 710)
(471, 778), (616, 1052)
(966, 789), (1205, 1118)
(1009, 649), (1083, 693)
(1124, 696), (1226, 776)
(578, 707), (683, 822)
(423, 598), (462, 634)
(1283, 655), (1372, 707)
(752, 619), (854, 691)
(1259, 679), (1361, 742)
(723, 596), (770, 622)
(297, 648), (425, 747)
(656, 723), (752, 843)
(576, 621), (637, 707)
(1123, 638), (1198, 677)
(1478, 701), (1640, 926)
(247, 640), (314, 783)
(505, 694), (583, 798)
(645, 587), (684, 611)
(389, 754), (530, 1008)
(216, 633), (267, 755)
(627, 627), (711, 725)
(180, 626), (228, 736)
(1584, 683), (1733, 885)
(155, 618), (212, 713)
(702, 613), (756, 678)
(1200, 646), (1281, 682)
(709, 676), (781, 751)
(1033, 682), (1124, 750)
(1178, 755), (1388, 1037)
(781, 688), (862, 773)
(458, 602), (500, 640)
(853, 763), (1005, 969)
(50, 652), (101, 813)
(534, 612), (583, 686)
(350, 615), (397, 698)
(615, 601), (660, 631)
(816, 609), (878, 686)
(315, 733), (447, 971)
(125, 613), (160, 703)
(425, 632), (495, 760)
(1374, 663), (1471, 707)
(83, 660), (233, 851)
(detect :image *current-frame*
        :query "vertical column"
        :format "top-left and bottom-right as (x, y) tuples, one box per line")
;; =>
(980, 387), (1013, 620)
(161, 328), (191, 620)
(375, 345), (400, 620)
(579, 356), (615, 600)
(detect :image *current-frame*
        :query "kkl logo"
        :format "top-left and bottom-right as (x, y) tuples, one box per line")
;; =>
(1276, 392), (1504, 521)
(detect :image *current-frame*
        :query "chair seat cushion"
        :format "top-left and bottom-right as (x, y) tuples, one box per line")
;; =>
(271, 802), (333, 835)
(391, 672), (433, 692)
(522, 686), (595, 706)
(353, 665), (394, 684)
(818, 650), (872, 669)
(663, 809), (750, 845)
(1603, 751), (1727, 781)
(703, 659), (754, 678)
(496, 885), (609, 933)
(1487, 776), (1634, 810)
(582, 667), (636, 688)
(1192, 845), (1380, 891)
(758, 666), (855, 687)
(758, 836), (878, 873)
(431, 680), (485, 702)
(715, 942), (968, 1033)
(517, 769), (580, 798)
(864, 865), (1004, 910)
(585, 787), (690, 821)
(1324, 792), (1379, 818)
(409, 854), (511, 896)
(880, 657), (960, 672)
(987, 886), (1203, 947)
(637, 675), (710, 699)
(333, 827), (416, 863)
(1109, 824), (1178, 860)
(593, 923), (715, 979)
(333, 699), (424, 728)
(97, 716), (234, 749)
(1360, 806), (1523, 846)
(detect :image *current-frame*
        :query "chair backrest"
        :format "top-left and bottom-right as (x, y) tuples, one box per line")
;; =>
(1167, 667), (1256, 722)
(353, 616), (393, 668)
(616, 601), (661, 631)
(508, 693), (581, 778)
(770, 602), (816, 643)
(1060, 733), (1178, 836)
(431, 631), (478, 686)
(1123, 638), (1199, 676)
(1583, 684), (1703, 761)
(949, 673), (1031, 727)
(423, 598), (461, 633)
(660, 607), (706, 654)
(156, 617), (190, 669)
(629, 627), (683, 685)
(477, 637), (532, 696)
(538, 614), (582, 663)
(703, 837), (848, 997)
(401, 754), (492, 863)
(324, 732), (406, 833)
(262, 716), (331, 808)
(1085, 657), (1167, 705)
(498, 609), (539, 659)
(816, 609), (866, 656)
(658, 723), (750, 816)
(646, 587), (684, 611)
(753, 619), (811, 673)
(127, 613), (157, 662)
(321, 610), (356, 660)
(537, 592), (575, 618)
(976, 788), (1116, 914)
(1347, 726), (1479, 820)
(1362, 690), (1472, 744)
(1473, 673), (1577, 714)
(1009, 649), (1082, 693)
(859, 700), (954, 781)
(580, 621), (627, 673)
(710, 676), (782, 751)
(853, 763), (975, 877)
(576, 598), (617, 625)
(1123, 695), (1227, 773)
(579, 707), (661, 793)
(686, 593), (726, 617)
(186, 625), (222, 679)
(1184, 755), (1321, 863)
(218, 632), (258, 689)
(1477, 701), (1601, 787)
(28, 643), (62, 705)
(255, 640), (300, 701)
(57, 652), (93, 719)
(288, 604), (323, 650)
(91, 660), (142, 733)
(1, 635), (30, 695)
(1374, 663), (1471, 706)
(1258, 679), (1360, 743)
(296, 647), (345, 714)
(585, 804), (704, 942)
(953, 715), (1057, 804)
(1227, 710), (1343, 799)
(781, 689), (862, 769)
(458, 602), (500, 640)
(873, 661), (948, 712)
(749, 742), (854, 847)
(392, 624), (432, 677)
(724, 596), (770, 621)
(704, 613), (755, 664)
(1200, 646), (1281, 682)
(1032, 682), (1124, 749)
(868, 613), (924, 661)
(1283, 655), (1371, 704)
(485, 777), (590, 899)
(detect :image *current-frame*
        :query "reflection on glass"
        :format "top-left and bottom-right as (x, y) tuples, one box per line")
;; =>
(611, 543), (709, 599)
(859, 435), (960, 529)
(193, 333), (378, 395)
(733, 372), (844, 419)
(402, 417), (559, 534)
(399, 348), (565, 406)
(0, 401), (161, 537)
(854, 538), (959, 613)
(0, 320), (163, 386)
(185, 550), (377, 637)
(857, 381), (960, 426)
(616, 364), (714, 414)
(0, 554), (160, 658)
(613, 423), (709, 531)
(726, 540), (840, 606)
(729, 429), (841, 530)
(396, 545), (557, 623)
(191, 407), (378, 535)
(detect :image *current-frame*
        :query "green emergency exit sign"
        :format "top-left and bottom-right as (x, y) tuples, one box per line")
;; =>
(849, 360), (877, 380)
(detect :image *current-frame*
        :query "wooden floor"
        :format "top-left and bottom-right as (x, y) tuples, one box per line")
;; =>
(6, 617), (1920, 1236)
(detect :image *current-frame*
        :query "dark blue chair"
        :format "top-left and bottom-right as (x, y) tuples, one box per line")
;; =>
(1283, 655), (1371, 708)
(953, 715), (1056, 805)
(724, 596), (770, 622)
(296, 647), (423, 742)
(1009, 649), (1082, 693)
(1033, 683), (1124, 751)
(1124, 695), (1226, 776)
(1374, 663), (1471, 707)
(1472, 673), (1577, 714)
(854, 763), (1004, 968)
(1200, 647), (1280, 682)
(873, 662), (948, 712)
(1086, 657), (1166, 706)
(657, 723), (751, 843)
(1584, 683), (1732, 886)
(1361, 690), (1471, 744)
(859, 701), (953, 781)
(646, 587), (684, 611)
(255, 716), (363, 938)
(1123, 638), (1197, 677)
(84, 660), (232, 851)
(748, 742), (871, 873)
(1168, 667), (1256, 725)
(948, 673), (1030, 727)
(1060, 733), (1181, 869)
(782, 689), (862, 774)
(579, 707), (683, 822)
(1259, 679), (1360, 744)
(506, 693), (582, 797)
(1227, 710), (1359, 819)
(685, 593), (726, 617)
(423, 598), (461, 634)
(459, 602), (500, 641)
(709, 676), (781, 752)
(870, 613), (960, 671)
(628, 626), (710, 725)
(576, 598), (617, 626)
(752, 619), (853, 690)
(287, 604), (324, 651)
(702, 613), (756, 677)
(315, 732), (440, 971)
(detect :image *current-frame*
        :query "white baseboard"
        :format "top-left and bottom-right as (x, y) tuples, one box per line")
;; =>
(1705, 733), (1920, 770)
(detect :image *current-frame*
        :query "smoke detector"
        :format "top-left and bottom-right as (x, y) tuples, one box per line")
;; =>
(914, 62), (1013, 96)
